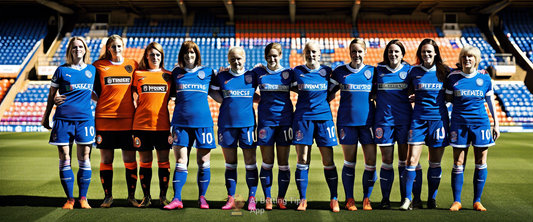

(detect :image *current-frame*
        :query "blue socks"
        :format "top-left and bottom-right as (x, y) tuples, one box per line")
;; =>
(197, 161), (211, 197)
(59, 160), (74, 199)
(77, 159), (92, 198)
(380, 163), (394, 200)
(342, 161), (355, 199)
(427, 161), (442, 200)
(362, 165), (377, 199)
(295, 164), (309, 199)
(172, 163), (188, 200)
(324, 165), (338, 200)
(402, 165), (416, 201)
(278, 165), (290, 198)
(451, 164), (464, 203)
(260, 162), (273, 198)
(225, 163), (237, 196)
(245, 164), (258, 198)
(474, 164), (488, 203)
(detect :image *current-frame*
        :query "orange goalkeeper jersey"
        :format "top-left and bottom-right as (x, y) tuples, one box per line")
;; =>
(132, 69), (173, 131)
(93, 58), (138, 119)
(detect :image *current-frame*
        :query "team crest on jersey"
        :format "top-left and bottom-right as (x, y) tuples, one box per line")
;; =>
(450, 131), (457, 142)
(375, 128), (383, 139)
(198, 71), (206, 79)
(282, 71), (289, 79)
(218, 132), (223, 142)
(245, 74), (253, 84)
(124, 65), (133, 73)
(340, 128), (346, 140)
(362, 70), (370, 80)
(295, 130), (304, 141)
(85, 70), (93, 79)
(319, 69), (327, 77)
(96, 135), (102, 144)
(259, 128), (268, 140)
(399, 71), (407, 80)
(476, 78), (484, 86)
(133, 137), (141, 148)
(162, 73), (171, 82)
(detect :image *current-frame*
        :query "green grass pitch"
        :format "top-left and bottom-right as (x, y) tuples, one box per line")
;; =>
(0, 132), (532, 221)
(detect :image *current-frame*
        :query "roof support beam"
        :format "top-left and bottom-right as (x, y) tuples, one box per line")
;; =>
(289, 0), (296, 24)
(176, 0), (188, 24)
(223, 0), (234, 23)
(352, 0), (361, 25)
(478, 0), (511, 15)
(36, 0), (74, 14)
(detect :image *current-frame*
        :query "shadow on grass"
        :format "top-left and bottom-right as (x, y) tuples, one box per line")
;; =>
(0, 196), (451, 211)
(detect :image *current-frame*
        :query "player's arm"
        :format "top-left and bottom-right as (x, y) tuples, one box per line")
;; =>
(327, 74), (340, 103)
(42, 86), (59, 129)
(485, 93), (500, 140)
(209, 73), (223, 103)
(371, 67), (378, 101)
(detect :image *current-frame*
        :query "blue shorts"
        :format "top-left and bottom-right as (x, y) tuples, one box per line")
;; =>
(374, 124), (409, 146)
(218, 126), (256, 149)
(257, 123), (292, 146)
(337, 125), (374, 145)
(408, 119), (449, 147)
(49, 119), (95, 146)
(172, 126), (216, 149)
(292, 120), (338, 147)
(449, 124), (495, 148)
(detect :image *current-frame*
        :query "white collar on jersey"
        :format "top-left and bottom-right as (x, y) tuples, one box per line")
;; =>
(345, 63), (365, 73)
(460, 70), (478, 78)
(184, 65), (204, 73)
(70, 63), (87, 71)
(302, 64), (321, 72)
(229, 68), (247, 76)
(266, 66), (286, 74)
(110, 60), (124, 65)
(417, 64), (436, 72)
(147, 68), (162, 72)
(378, 62), (406, 73)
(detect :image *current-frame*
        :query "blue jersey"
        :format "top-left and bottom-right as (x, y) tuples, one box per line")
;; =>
(293, 64), (333, 121)
(51, 64), (96, 121)
(375, 63), (412, 126)
(171, 66), (215, 128)
(212, 69), (258, 128)
(255, 67), (295, 127)
(445, 70), (493, 125)
(330, 64), (375, 126)
(407, 65), (448, 121)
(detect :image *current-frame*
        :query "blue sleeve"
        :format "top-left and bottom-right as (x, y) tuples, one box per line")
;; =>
(51, 66), (62, 88)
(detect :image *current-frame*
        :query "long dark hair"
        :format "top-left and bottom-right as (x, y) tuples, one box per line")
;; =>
(381, 39), (406, 66)
(416, 38), (449, 82)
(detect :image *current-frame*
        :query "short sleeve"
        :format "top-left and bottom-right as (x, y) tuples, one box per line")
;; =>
(50, 67), (62, 88)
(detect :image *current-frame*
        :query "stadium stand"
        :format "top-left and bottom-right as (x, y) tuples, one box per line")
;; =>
(500, 11), (533, 63)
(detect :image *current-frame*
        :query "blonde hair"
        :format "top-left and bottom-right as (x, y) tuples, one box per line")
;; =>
(349, 38), (367, 51)
(458, 45), (482, 70)
(99, 34), (124, 60)
(65, 36), (90, 65)
(228, 46), (245, 58)
(139, 42), (165, 70)
(303, 40), (320, 56)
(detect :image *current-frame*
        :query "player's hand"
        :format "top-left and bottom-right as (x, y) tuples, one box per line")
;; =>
(218, 66), (230, 73)
(254, 63), (266, 70)
(492, 125), (500, 141)
(54, 95), (66, 105)
(41, 117), (51, 130)
(408, 94), (415, 103)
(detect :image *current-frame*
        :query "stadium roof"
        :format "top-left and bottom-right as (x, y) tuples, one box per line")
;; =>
(1, 0), (531, 19)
